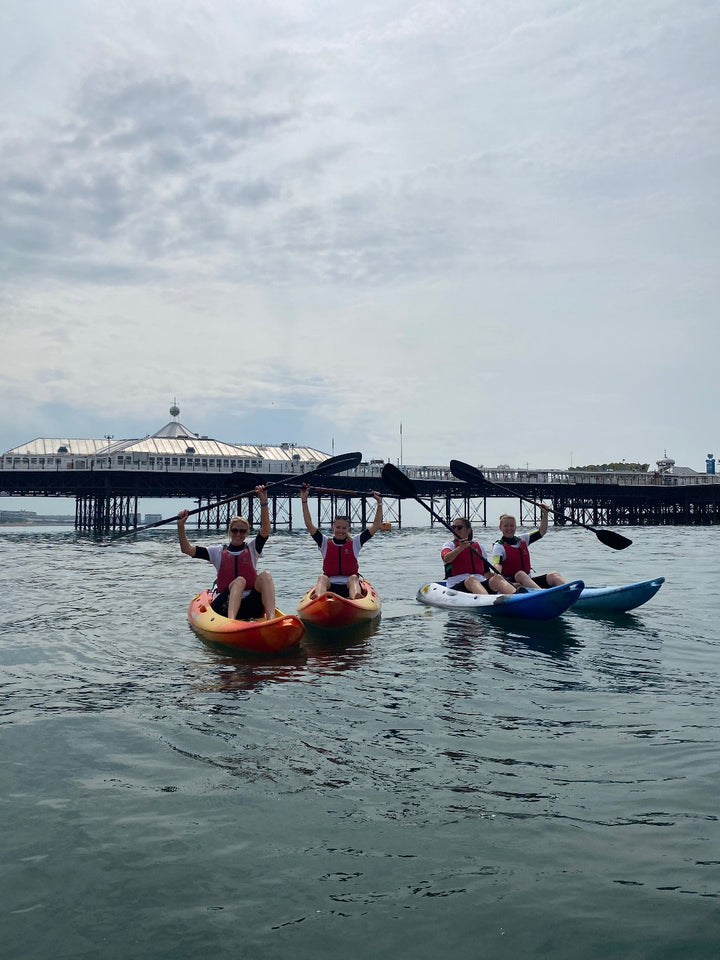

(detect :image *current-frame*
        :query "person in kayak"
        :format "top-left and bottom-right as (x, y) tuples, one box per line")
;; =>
(177, 485), (276, 620)
(299, 484), (383, 599)
(490, 508), (566, 589)
(441, 518), (516, 595)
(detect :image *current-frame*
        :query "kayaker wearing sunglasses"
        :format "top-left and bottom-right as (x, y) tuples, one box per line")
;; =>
(177, 484), (276, 620)
(441, 518), (515, 595)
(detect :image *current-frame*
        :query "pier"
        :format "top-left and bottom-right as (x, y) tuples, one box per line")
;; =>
(2, 413), (719, 532)
(3, 454), (720, 533)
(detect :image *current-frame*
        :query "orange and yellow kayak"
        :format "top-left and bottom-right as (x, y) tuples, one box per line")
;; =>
(188, 590), (305, 653)
(296, 581), (382, 629)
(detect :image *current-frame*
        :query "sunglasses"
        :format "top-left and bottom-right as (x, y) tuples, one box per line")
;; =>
(231, 527), (249, 534)
(451, 524), (466, 531)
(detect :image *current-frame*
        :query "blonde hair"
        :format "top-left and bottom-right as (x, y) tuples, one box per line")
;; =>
(227, 515), (250, 539)
(499, 514), (516, 524)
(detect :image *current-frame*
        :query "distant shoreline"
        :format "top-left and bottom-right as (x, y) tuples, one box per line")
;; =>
(0, 520), (75, 526)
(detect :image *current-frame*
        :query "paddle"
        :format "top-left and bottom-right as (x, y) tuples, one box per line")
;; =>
(381, 462), (507, 578)
(118, 451), (363, 535)
(449, 459), (632, 550)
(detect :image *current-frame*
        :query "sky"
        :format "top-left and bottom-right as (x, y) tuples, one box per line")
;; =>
(2, 0), (719, 481)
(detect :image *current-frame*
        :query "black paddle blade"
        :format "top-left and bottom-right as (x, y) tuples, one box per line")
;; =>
(594, 528), (633, 550)
(451, 458), (633, 551)
(229, 452), (362, 487)
(313, 451), (363, 475)
(381, 462), (418, 498)
(449, 459), (485, 484)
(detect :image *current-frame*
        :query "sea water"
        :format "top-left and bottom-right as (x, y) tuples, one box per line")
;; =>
(1, 524), (718, 959)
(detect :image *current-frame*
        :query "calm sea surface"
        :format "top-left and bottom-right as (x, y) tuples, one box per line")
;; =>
(1, 523), (718, 959)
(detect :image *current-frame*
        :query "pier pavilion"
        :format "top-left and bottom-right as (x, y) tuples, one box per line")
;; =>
(2, 410), (719, 532)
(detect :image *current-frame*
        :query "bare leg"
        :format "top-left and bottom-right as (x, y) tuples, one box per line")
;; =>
(256, 571), (276, 619)
(544, 571), (566, 587)
(513, 571), (539, 590)
(227, 576), (248, 619)
(463, 575), (489, 595)
(347, 574), (362, 599)
(487, 573), (516, 595)
(314, 574), (331, 597)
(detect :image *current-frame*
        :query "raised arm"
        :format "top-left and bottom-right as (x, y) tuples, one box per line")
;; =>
(538, 505), (550, 537)
(367, 490), (384, 536)
(177, 509), (197, 557)
(256, 485), (271, 538)
(299, 484), (318, 535)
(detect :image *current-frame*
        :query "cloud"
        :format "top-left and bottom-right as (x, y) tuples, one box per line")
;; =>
(1, 0), (718, 473)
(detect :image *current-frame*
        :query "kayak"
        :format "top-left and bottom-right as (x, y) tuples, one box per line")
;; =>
(572, 577), (665, 613)
(187, 590), (305, 653)
(297, 581), (382, 628)
(416, 579), (585, 621)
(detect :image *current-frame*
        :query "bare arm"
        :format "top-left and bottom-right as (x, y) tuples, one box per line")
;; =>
(538, 505), (549, 537)
(256, 485), (271, 538)
(442, 540), (473, 563)
(177, 509), (197, 557)
(299, 484), (318, 536)
(367, 491), (384, 536)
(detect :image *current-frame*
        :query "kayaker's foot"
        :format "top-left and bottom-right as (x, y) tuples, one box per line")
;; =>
(515, 586), (528, 593)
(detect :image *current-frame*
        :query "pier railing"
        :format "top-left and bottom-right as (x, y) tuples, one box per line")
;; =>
(2, 455), (718, 488)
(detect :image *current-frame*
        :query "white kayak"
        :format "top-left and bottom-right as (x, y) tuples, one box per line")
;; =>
(416, 579), (585, 621)
(572, 577), (665, 613)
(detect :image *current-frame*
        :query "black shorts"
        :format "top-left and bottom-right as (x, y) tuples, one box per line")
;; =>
(211, 587), (265, 619)
(453, 578), (496, 595)
(507, 574), (549, 589)
(530, 574), (550, 589)
(327, 582), (350, 598)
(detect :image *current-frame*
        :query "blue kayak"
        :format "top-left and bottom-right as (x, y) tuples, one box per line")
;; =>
(416, 579), (585, 621)
(572, 577), (665, 613)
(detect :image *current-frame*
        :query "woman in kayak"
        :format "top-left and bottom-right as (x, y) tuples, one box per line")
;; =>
(177, 485), (276, 620)
(442, 518), (516, 595)
(299, 484), (383, 599)
(490, 508), (566, 589)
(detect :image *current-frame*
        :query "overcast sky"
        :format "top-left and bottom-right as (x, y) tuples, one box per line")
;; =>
(2, 0), (718, 475)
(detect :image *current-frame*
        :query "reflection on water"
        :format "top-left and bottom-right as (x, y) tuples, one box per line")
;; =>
(2, 525), (719, 958)
(441, 610), (582, 661)
(303, 618), (380, 661)
(185, 619), (381, 692)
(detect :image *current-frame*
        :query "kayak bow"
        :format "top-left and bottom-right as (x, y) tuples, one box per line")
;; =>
(188, 590), (305, 653)
(572, 577), (665, 613)
(297, 582), (382, 628)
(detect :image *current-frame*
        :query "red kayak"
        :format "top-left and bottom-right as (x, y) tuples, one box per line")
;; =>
(188, 590), (305, 653)
(296, 581), (382, 628)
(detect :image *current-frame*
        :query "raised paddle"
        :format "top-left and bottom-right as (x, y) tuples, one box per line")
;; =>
(118, 451), (363, 536)
(380, 462), (508, 579)
(449, 459), (632, 550)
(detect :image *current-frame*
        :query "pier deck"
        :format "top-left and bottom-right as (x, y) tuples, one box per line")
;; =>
(2, 460), (719, 532)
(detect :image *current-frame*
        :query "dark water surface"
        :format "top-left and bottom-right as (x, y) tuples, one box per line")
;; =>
(1, 524), (718, 959)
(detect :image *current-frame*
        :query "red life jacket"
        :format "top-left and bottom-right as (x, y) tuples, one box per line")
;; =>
(323, 538), (359, 578)
(445, 541), (487, 578)
(217, 547), (258, 592)
(497, 538), (531, 578)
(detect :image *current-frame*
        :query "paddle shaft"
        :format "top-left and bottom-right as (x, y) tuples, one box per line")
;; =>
(449, 459), (632, 550)
(381, 464), (506, 578)
(117, 452), (363, 535)
(291, 484), (374, 496)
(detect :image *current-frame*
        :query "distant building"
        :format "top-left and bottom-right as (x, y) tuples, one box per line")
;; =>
(652, 452), (700, 478)
(0, 404), (330, 477)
